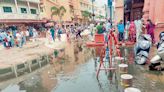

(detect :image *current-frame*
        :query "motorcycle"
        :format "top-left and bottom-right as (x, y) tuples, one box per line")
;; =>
(149, 32), (164, 70)
(134, 34), (152, 65)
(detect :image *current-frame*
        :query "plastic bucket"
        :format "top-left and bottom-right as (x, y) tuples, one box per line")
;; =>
(124, 87), (141, 92)
(119, 64), (128, 74)
(121, 74), (133, 87)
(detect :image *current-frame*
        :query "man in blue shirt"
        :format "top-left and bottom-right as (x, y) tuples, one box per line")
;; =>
(117, 20), (124, 41)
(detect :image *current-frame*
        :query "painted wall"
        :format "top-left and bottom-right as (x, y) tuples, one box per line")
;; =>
(115, 0), (124, 24)
(41, 0), (59, 20)
(58, 0), (72, 22)
(143, 0), (164, 42)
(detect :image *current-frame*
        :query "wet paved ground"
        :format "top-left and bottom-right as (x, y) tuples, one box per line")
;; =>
(121, 47), (164, 92)
(1, 39), (164, 92)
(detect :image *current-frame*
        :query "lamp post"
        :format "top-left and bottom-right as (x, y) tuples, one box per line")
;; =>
(92, 0), (95, 22)
(108, 0), (113, 26)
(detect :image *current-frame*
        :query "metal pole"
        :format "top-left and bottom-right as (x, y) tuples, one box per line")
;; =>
(92, 0), (95, 22)
(108, 0), (113, 26)
(105, 4), (107, 20)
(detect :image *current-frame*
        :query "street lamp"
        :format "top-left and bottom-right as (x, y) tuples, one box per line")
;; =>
(91, 0), (95, 22)
(108, 0), (113, 25)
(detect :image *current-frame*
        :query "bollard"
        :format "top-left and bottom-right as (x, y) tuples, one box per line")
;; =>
(28, 62), (32, 72)
(121, 74), (133, 87)
(13, 64), (18, 78)
(46, 55), (50, 63)
(38, 59), (42, 68)
(114, 56), (124, 64)
(124, 87), (141, 92)
(119, 64), (128, 74)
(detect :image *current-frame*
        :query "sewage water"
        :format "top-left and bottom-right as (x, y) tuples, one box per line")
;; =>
(1, 41), (164, 92)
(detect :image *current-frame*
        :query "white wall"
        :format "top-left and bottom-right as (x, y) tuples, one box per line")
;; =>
(0, 1), (40, 20)
(0, 2), (17, 13)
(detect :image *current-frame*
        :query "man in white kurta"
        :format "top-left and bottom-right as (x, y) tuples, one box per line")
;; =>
(134, 19), (143, 42)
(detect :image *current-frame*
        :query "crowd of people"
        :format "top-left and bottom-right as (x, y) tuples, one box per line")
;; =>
(0, 26), (38, 49)
(94, 18), (156, 44)
(0, 18), (156, 49)
(0, 23), (88, 50)
(46, 24), (85, 42)
(117, 18), (155, 44)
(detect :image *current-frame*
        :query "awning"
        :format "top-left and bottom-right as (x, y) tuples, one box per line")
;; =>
(0, 19), (46, 24)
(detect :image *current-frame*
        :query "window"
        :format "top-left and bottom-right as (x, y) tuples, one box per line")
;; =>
(20, 8), (27, 13)
(3, 7), (12, 13)
(30, 9), (37, 14)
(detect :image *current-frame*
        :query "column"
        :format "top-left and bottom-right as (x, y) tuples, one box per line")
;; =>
(38, 3), (41, 19)
(27, 1), (31, 14)
(154, 0), (164, 42)
(149, 0), (156, 23)
(154, 0), (164, 23)
(14, 0), (19, 13)
(38, 3), (41, 14)
(143, 0), (150, 23)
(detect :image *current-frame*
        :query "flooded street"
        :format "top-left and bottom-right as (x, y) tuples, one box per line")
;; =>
(1, 40), (164, 92)
(121, 47), (164, 92)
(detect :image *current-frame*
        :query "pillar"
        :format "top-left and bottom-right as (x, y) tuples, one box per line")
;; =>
(154, 0), (164, 42)
(154, 0), (164, 23)
(38, 3), (41, 14)
(27, 1), (31, 14)
(143, 0), (150, 23)
(149, 0), (156, 23)
(14, 0), (19, 13)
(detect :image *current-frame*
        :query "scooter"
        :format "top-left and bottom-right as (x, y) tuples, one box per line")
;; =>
(149, 32), (164, 71)
(134, 34), (152, 65)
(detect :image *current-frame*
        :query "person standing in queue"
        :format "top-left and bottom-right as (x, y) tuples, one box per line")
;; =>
(50, 26), (55, 41)
(117, 20), (125, 42)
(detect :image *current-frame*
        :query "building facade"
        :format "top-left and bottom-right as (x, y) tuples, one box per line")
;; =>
(124, 0), (144, 21)
(0, 0), (43, 24)
(143, 0), (164, 41)
(0, 0), (105, 27)
(115, 0), (124, 23)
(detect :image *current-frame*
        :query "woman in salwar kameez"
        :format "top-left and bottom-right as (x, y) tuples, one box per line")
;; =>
(146, 19), (155, 44)
(129, 21), (136, 42)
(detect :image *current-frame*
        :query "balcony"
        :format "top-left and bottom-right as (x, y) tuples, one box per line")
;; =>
(0, 13), (42, 20)
(18, 0), (40, 4)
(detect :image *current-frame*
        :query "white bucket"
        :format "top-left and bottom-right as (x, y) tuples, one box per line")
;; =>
(115, 57), (124, 61)
(121, 74), (133, 87)
(124, 87), (141, 92)
(119, 64), (128, 74)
